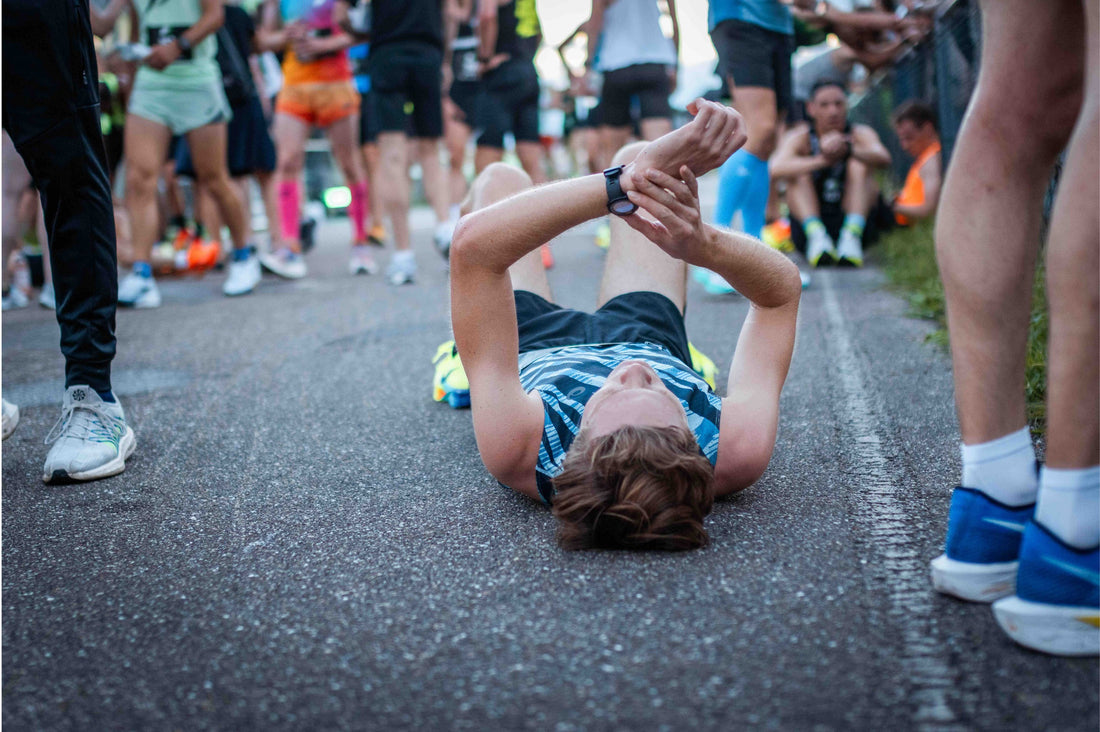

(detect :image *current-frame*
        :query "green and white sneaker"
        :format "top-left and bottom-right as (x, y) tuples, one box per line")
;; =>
(42, 385), (135, 483)
(2, 398), (19, 440)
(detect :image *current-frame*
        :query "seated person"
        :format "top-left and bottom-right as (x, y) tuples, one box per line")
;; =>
(891, 100), (942, 226)
(771, 79), (892, 268)
(448, 101), (802, 550)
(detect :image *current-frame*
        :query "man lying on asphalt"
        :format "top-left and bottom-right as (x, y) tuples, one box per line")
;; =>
(448, 100), (802, 550)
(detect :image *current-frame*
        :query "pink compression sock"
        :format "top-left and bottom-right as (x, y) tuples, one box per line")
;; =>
(278, 180), (300, 244)
(349, 181), (368, 242)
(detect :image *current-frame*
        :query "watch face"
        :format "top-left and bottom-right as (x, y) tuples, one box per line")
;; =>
(610, 199), (636, 215)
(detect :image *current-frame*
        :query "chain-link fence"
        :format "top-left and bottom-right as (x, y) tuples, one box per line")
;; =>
(850, 0), (980, 187)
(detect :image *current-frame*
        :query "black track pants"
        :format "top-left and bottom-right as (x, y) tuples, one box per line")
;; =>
(2, 0), (117, 392)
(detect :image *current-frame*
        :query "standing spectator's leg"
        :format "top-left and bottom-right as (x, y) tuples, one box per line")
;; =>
(2, 0), (134, 481)
(990, 0), (1099, 656)
(2, 131), (33, 308)
(930, 0), (1094, 650)
(123, 114), (173, 291)
(272, 112), (311, 255)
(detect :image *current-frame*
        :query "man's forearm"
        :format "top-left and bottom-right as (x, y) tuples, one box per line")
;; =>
(186, 0), (226, 47)
(770, 154), (829, 180)
(696, 225), (802, 309)
(452, 174), (607, 274)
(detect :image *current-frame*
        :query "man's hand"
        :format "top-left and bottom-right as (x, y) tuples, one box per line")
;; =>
(819, 130), (849, 163)
(145, 41), (182, 71)
(478, 52), (510, 75)
(620, 166), (711, 266)
(621, 99), (746, 193)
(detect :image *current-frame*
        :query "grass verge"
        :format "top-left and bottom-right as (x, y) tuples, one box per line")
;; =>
(873, 219), (1048, 434)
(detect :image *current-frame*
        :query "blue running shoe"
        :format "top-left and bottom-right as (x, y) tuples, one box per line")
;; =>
(993, 522), (1099, 656)
(930, 487), (1033, 602)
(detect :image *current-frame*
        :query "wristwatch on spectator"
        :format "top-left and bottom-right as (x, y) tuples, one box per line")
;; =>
(175, 34), (192, 55)
(604, 166), (637, 216)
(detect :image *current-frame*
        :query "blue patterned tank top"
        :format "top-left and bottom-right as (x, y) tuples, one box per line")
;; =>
(518, 342), (722, 504)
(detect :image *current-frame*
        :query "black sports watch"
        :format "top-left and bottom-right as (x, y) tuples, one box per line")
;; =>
(176, 34), (192, 54)
(604, 166), (637, 216)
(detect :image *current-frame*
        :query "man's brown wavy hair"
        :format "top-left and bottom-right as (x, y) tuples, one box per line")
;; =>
(551, 425), (716, 551)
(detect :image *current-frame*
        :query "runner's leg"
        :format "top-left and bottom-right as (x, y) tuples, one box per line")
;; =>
(186, 121), (249, 252)
(272, 112), (311, 253)
(124, 114), (173, 263)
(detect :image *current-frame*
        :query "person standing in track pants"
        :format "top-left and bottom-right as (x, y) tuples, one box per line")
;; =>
(1, 0), (137, 482)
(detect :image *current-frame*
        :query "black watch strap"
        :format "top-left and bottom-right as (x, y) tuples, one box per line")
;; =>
(603, 166), (637, 216)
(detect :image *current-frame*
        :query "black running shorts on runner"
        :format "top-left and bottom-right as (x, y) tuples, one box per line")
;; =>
(514, 290), (692, 366)
(359, 88), (381, 144)
(448, 80), (480, 126)
(370, 41), (444, 138)
(600, 63), (672, 127)
(477, 59), (540, 149)
(710, 19), (793, 113)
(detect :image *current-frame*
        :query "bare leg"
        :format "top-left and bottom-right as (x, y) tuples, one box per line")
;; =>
(2, 131), (31, 291)
(599, 126), (632, 167)
(417, 137), (450, 223)
(326, 113), (367, 244)
(378, 131), (412, 251)
(841, 158), (875, 219)
(124, 114), (173, 262)
(515, 141), (547, 186)
(467, 163), (550, 300)
(638, 117), (672, 142)
(186, 122), (248, 251)
(1045, 0), (1099, 468)
(474, 144), (504, 175)
(359, 143), (382, 234)
(730, 84), (779, 160)
(934, 0), (1084, 444)
(597, 141), (687, 313)
(254, 170), (279, 250)
(272, 113), (311, 253)
(785, 174), (821, 221)
(443, 98), (471, 206)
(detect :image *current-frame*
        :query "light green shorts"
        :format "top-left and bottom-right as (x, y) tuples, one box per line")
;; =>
(129, 72), (232, 136)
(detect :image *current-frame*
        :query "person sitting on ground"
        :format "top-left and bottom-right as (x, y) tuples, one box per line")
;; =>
(770, 79), (892, 267)
(447, 100), (802, 550)
(890, 100), (942, 226)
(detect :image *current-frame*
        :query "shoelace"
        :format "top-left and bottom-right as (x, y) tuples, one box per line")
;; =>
(45, 402), (124, 446)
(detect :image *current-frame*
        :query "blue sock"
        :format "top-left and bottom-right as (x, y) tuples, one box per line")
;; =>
(133, 261), (152, 278)
(96, 390), (116, 403)
(843, 213), (866, 237)
(739, 151), (770, 239)
(232, 247), (251, 262)
(713, 149), (756, 228)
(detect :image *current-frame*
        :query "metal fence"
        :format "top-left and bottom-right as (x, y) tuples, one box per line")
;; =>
(850, 0), (981, 187)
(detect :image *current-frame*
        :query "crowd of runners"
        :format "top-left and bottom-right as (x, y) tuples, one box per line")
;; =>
(1, 0), (1096, 660)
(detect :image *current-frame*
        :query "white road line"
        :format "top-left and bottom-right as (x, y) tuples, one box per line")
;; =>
(818, 270), (961, 728)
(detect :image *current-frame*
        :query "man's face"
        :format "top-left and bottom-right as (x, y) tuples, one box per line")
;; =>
(894, 119), (930, 157)
(580, 360), (690, 439)
(807, 85), (848, 133)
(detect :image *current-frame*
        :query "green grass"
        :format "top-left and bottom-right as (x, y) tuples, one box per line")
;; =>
(874, 219), (1048, 433)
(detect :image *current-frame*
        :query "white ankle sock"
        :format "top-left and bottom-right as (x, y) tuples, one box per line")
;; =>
(1036, 465), (1100, 549)
(960, 427), (1037, 506)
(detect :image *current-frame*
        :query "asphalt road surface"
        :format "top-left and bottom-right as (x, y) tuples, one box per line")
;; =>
(3, 183), (1098, 730)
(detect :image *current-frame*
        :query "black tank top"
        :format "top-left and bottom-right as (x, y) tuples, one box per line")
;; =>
(495, 0), (541, 63)
(808, 122), (851, 214)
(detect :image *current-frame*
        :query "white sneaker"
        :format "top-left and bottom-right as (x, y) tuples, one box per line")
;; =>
(42, 385), (135, 483)
(836, 228), (864, 267)
(223, 252), (262, 296)
(806, 228), (837, 268)
(38, 282), (55, 310)
(118, 272), (162, 308)
(2, 398), (19, 440)
(349, 245), (379, 275)
(259, 249), (307, 279)
(433, 220), (456, 260)
(387, 251), (416, 286)
(2, 286), (30, 310)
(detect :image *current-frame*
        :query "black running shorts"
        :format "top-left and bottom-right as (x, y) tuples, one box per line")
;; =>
(359, 88), (381, 144)
(370, 41), (444, 138)
(476, 59), (540, 149)
(710, 19), (793, 113)
(514, 290), (691, 366)
(599, 63), (672, 127)
(448, 80), (480, 126)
